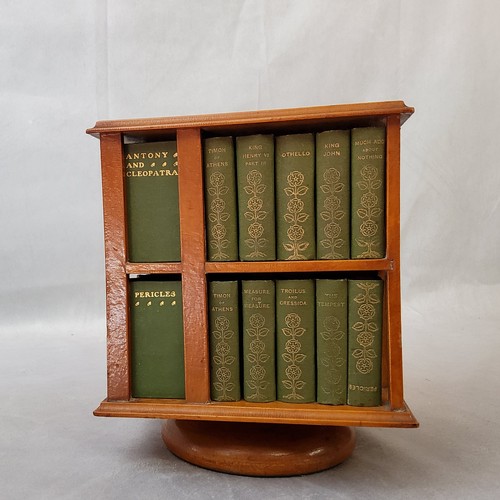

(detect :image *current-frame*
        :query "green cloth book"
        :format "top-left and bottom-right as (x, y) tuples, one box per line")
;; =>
(130, 280), (185, 398)
(124, 141), (180, 262)
(276, 279), (315, 402)
(347, 279), (383, 406)
(351, 127), (386, 258)
(236, 134), (276, 261)
(316, 279), (348, 405)
(242, 280), (276, 402)
(316, 130), (350, 259)
(204, 137), (238, 261)
(209, 281), (241, 401)
(276, 134), (315, 260)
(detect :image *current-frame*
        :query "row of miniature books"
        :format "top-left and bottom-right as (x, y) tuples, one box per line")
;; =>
(209, 277), (384, 406)
(122, 126), (386, 263)
(128, 276), (384, 407)
(205, 127), (386, 262)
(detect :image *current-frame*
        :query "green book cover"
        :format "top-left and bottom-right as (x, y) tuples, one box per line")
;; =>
(347, 279), (383, 406)
(130, 280), (185, 398)
(209, 281), (241, 401)
(316, 130), (350, 259)
(275, 134), (315, 260)
(316, 279), (348, 405)
(276, 279), (315, 402)
(124, 141), (180, 262)
(242, 280), (276, 402)
(204, 137), (238, 261)
(236, 134), (276, 261)
(351, 127), (386, 259)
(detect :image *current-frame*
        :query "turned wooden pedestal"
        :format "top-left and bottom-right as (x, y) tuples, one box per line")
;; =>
(161, 420), (355, 476)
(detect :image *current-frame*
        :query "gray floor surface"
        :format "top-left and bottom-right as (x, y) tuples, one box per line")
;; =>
(2, 285), (499, 499)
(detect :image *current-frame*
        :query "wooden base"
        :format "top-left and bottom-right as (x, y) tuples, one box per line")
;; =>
(161, 420), (355, 477)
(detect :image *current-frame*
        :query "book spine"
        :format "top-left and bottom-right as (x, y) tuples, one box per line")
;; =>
(242, 280), (276, 402)
(204, 137), (238, 261)
(347, 279), (383, 406)
(236, 134), (276, 261)
(124, 141), (180, 262)
(316, 279), (348, 405)
(351, 127), (386, 258)
(130, 280), (184, 398)
(208, 281), (241, 401)
(275, 134), (315, 260)
(276, 279), (315, 402)
(316, 130), (350, 259)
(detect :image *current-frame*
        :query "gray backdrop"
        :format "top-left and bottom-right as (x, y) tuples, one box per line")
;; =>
(1, 1), (499, 498)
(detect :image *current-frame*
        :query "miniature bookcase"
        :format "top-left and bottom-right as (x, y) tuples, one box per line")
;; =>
(87, 101), (418, 475)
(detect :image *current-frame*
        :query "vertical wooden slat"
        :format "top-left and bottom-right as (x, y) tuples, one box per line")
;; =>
(177, 128), (210, 402)
(385, 115), (404, 409)
(99, 133), (130, 401)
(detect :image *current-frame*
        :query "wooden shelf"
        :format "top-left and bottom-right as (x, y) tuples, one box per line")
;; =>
(126, 262), (182, 274)
(126, 259), (392, 275)
(205, 258), (393, 274)
(94, 398), (418, 428)
(87, 100), (414, 137)
(88, 101), (417, 431)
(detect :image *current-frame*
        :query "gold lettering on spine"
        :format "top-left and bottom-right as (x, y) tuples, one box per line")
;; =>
(349, 384), (378, 392)
(133, 289), (177, 307)
(125, 150), (178, 177)
(280, 151), (311, 158)
(125, 151), (170, 160)
(134, 290), (176, 298)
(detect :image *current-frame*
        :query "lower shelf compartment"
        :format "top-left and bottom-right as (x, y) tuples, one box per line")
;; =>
(94, 398), (419, 428)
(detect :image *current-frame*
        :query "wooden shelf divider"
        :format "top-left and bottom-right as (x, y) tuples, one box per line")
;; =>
(177, 128), (211, 403)
(205, 258), (393, 274)
(126, 263), (182, 274)
(94, 398), (418, 428)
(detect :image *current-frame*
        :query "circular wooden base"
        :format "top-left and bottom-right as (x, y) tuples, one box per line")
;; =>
(161, 420), (355, 477)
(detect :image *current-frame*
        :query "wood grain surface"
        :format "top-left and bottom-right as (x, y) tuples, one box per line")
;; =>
(161, 420), (355, 476)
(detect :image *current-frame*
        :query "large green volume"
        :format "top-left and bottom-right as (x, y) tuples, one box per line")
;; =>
(236, 135), (276, 261)
(347, 279), (383, 406)
(316, 279), (348, 404)
(316, 130), (350, 259)
(130, 280), (184, 398)
(276, 134), (315, 260)
(242, 280), (276, 402)
(351, 127), (386, 258)
(276, 279), (315, 402)
(209, 281), (241, 401)
(204, 137), (238, 261)
(125, 141), (180, 262)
